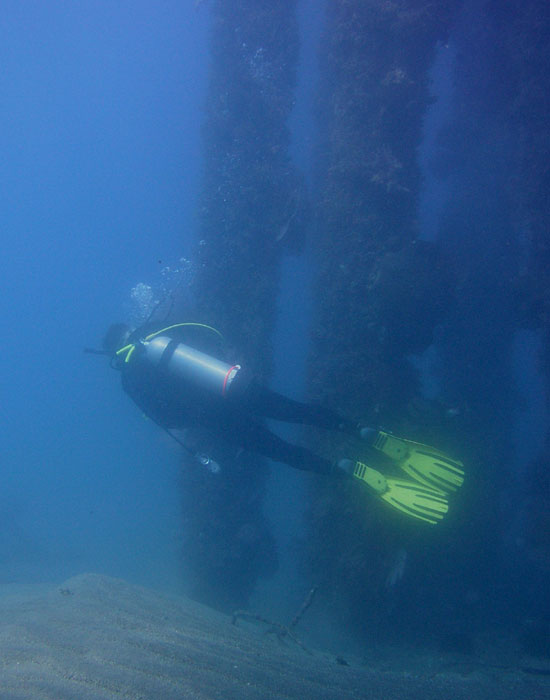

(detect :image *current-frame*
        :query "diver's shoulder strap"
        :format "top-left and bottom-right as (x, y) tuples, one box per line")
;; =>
(143, 322), (224, 343)
(116, 322), (224, 365)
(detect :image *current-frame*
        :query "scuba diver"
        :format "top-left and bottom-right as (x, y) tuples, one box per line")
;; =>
(91, 321), (464, 524)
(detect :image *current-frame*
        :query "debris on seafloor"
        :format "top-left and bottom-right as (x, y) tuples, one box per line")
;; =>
(232, 586), (317, 653)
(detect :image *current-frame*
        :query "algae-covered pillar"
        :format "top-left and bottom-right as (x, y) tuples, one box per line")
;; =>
(403, 0), (550, 631)
(476, 0), (550, 612)
(180, 0), (301, 610)
(304, 0), (457, 635)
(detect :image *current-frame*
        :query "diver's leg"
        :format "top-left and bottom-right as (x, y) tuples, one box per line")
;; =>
(249, 425), (336, 474)
(234, 378), (358, 433)
(217, 414), (336, 474)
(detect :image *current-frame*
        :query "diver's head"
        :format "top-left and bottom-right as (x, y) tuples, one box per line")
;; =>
(102, 323), (133, 357)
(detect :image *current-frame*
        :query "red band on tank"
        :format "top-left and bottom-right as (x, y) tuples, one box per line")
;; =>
(222, 365), (240, 396)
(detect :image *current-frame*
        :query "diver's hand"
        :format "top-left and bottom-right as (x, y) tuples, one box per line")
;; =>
(197, 453), (221, 474)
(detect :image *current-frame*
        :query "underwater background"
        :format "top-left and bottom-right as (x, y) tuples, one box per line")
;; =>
(1, 0), (549, 663)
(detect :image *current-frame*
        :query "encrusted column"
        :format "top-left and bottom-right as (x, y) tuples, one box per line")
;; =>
(180, 0), (301, 610)
(305, 0), (457, 637)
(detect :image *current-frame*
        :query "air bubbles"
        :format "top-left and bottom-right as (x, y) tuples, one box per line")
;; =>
(126, 257), (196, 326)
(129, 282), (156, 325)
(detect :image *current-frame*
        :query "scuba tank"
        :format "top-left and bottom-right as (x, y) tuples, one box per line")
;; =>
(141, 335), (241, 397)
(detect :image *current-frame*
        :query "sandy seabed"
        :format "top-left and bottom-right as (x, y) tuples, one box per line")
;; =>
(0, 573), (547, 700)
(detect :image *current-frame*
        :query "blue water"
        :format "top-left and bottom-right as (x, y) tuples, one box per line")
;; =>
(1, 1), (208, 589)
(1, 0), (549, 663)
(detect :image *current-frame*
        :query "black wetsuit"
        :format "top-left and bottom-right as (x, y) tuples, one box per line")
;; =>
(119, 326), (357, 474)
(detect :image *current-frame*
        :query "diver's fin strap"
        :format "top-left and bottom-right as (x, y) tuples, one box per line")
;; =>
(373, 431), (465, 493)
(352, 462), (387, 494)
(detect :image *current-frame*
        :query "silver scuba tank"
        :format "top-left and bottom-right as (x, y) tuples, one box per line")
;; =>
(142, 335), (241, 397)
